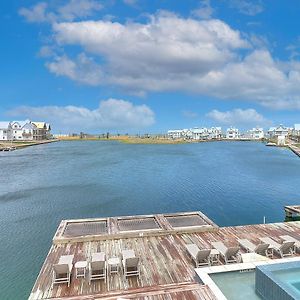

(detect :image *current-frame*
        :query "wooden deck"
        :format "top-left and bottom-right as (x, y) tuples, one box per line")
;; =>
(29, 212), (300, 300)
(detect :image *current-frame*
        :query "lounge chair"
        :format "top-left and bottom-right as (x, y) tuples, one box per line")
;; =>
(211, 241), (240, 264)
(53, 254), (74, 287)
(280, 235), (300, 253)
(123, 257), (140, 278)
(260, 237), (294, 258)
(89, 252), (106, 284)
(186, 244), (211, 267)
(238, 239), (269, 256)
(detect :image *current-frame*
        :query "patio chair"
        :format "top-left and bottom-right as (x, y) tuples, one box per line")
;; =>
(186, 244), (211, 267)
(260, 237), (294, 258)
(280, 235), (300, 253)
(123, 257), (140, 278)
(211, 241), (240, 264)
(89, 252), (106, 284)
(238, 239), (269, 256)
(53, 254), (74, 287)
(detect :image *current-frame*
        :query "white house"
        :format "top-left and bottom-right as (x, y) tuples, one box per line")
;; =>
(226, 127), (239, 139)
(268, 125), (289, 138)
(291, 124), (300, 139)
(208, 127), (222, 139)
(191, 127), (209, 140)
(249, 127), (264, 140)
(0, 122), (12, 141)
(167, 130), (183, 139)
(11, 121), (31, 140)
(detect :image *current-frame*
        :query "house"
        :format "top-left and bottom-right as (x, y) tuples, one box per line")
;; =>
(226, 127), (239, 139)
(167, 130), (183, 139)
(0, 122), (12, 141)
(208, 127), (222, 139)
(291, 124), (300, 142)
(249, 127), (264, 140)
(31, 122), (51, 140)
(268, 125), (289, 138)
(191, 127), (209, 140)
(11, 121), (30, 140)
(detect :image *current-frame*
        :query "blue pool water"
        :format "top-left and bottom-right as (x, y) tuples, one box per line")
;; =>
(1, 140), (300, 299)
(273, 268), (300, 295)
(210, 271), (261, 300)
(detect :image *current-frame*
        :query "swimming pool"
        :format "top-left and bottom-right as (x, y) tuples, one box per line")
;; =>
(256, 262), (300, 300)
(210, 270), (262, 300)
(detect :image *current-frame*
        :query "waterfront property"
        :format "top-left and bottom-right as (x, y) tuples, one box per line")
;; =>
(249, 127), (264, 140)
(0, 120), (51, 141)
(29, 210), (300, 300)
(226, 127), (239, 139)
(167, 127), (222, 140)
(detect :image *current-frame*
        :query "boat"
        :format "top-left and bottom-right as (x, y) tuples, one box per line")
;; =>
(266, 142), (277, 146)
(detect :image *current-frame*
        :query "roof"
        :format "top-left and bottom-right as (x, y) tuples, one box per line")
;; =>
(295, 124), (300, 130)
(11, 120), (31, 128)
(31, 122), (46, 129)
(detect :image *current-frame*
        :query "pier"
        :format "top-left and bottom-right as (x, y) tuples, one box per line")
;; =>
(29, 210), (300, 300)
(289, 144), (300, 158)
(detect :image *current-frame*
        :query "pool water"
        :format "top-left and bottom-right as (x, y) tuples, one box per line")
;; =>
(273, 268), (300, 294)
(211, 271), (262, 300)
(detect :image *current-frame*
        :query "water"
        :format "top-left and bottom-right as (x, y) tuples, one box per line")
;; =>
(274, 268), (300, 295)
(210, 271), (261, 299)
(1, 140), (300, 299)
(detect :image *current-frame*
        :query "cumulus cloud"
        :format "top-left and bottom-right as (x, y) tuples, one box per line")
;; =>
(46, 53), (103, 86)
(123, 0), (138, 6)
(47, 13), (300, 109)
(19, 0), (102, 23)
(9, 99), (155, 132)
(206, 108), (271, 126)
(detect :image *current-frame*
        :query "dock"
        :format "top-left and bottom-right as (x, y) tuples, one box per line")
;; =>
(289, 144), (300, 157)
(29, 211), (300, 300)
(284, 205), (300, 218)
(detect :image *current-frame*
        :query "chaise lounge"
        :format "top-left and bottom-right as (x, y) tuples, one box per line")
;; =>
(211, 241), (240, 264)
(122, 249), (140, 278)
(280, 235), (300, 253)
(186, 244), (211, 267)
(238, 239), (270, 256)
(259, 237), (294, 258)
(53, 254), (74, 287)
(89, 252), (106, 284)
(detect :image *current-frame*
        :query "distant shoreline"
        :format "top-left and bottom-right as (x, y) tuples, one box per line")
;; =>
(57, 136), (265, 145)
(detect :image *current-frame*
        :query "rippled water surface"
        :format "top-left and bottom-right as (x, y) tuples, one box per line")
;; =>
(1, 141), (300, 299)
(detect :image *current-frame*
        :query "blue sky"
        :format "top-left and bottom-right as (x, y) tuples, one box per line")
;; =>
(1, 0), (300, 133)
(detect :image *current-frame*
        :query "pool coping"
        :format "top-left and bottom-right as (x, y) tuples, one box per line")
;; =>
(195, 256), (300, 300)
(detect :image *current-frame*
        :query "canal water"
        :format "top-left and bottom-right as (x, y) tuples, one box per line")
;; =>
(1, 141), (300, 299)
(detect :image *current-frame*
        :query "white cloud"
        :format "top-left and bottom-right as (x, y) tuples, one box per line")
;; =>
(229, 0), (264, 16)
(57, 0), (102, 21)
(48, 14), (300, 109)
(9, 99), (155, 132)
(46, 53), (103, 86)
(206, 108), (270, 126)
(19, 0), (102, 23)
(192, 0), (214, 19)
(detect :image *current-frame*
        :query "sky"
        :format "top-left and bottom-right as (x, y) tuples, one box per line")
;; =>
(1, 0), (300, 133)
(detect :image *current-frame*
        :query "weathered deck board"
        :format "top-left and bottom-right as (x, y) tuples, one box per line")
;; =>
(29, 217), (300, 300)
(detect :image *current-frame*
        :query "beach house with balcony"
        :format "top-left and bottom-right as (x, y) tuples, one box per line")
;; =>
(226, 127), (239, 139)
(268, 125), (290, 138)
(32, 122), (51, 140)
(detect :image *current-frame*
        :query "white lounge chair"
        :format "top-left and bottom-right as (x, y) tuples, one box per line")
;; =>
(186, 244), (211, 267)
(123, 257), (140, 278)
(238, 239), (269, 256)
(89, 252), (106, 284)
(260, 237), (294, 258)
(211, 242), (240, 264)
(280, 235), (300, 253)
(53, 254), (74, 287)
